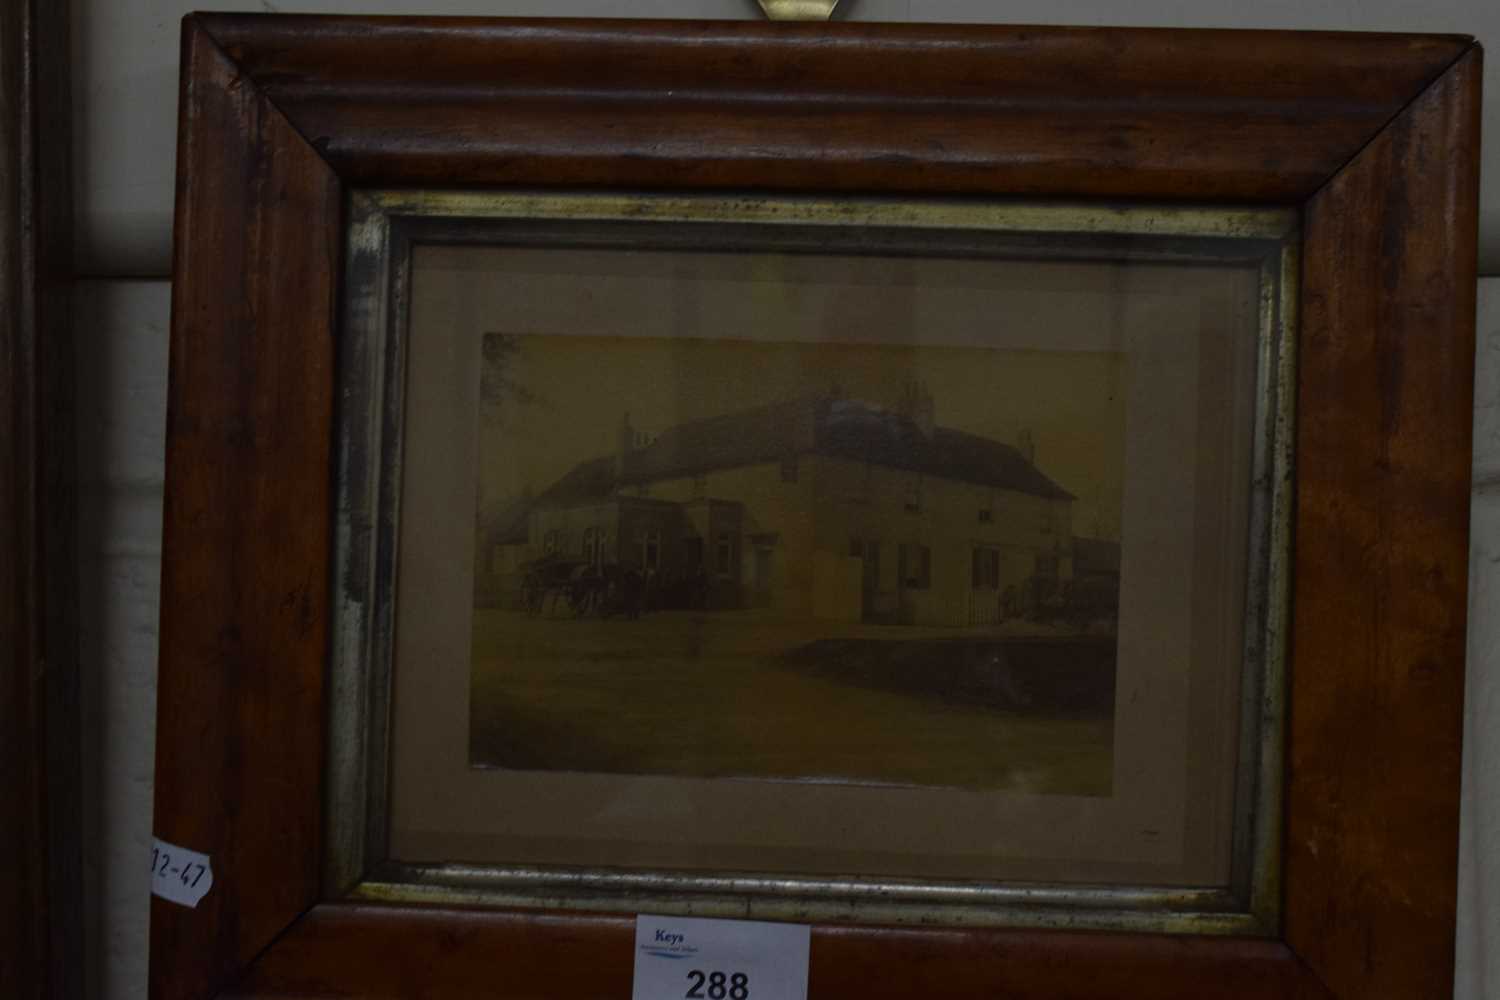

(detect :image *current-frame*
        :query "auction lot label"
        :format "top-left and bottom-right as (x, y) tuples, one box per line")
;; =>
(633, 914), (810, 1000)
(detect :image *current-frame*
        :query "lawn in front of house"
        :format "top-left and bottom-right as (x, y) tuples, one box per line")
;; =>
(469, 608), (1114, 795)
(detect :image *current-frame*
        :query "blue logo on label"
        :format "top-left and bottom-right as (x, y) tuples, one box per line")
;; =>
(640, 928), (699, 961)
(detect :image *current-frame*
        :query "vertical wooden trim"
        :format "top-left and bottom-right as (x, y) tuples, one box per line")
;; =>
(0, 0), (79, 997)
(0, 3), (41, 992)
(148, 17), (342, 1000)
(1289, 46), (1481, 1000)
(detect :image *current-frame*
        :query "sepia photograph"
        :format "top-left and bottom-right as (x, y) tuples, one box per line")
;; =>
(388, 231), (1262, 881)
(469, 332), (1125, 794)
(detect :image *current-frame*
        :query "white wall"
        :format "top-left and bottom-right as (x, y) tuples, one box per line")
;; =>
(72, 3), (1497, 999)
(76, 281), (164, 1000)
(1461, 281), (1499, 1000)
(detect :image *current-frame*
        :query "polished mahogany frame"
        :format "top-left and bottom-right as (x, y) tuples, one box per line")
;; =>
(152, 15), (1480, 1000)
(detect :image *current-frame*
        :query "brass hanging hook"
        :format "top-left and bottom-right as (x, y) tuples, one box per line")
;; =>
(757, 0), (842, 20)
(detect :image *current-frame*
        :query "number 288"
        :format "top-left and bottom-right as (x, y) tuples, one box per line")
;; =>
(685, 970), (749, 999)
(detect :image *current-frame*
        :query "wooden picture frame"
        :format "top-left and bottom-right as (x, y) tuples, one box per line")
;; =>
(2, 1), (80, 998)
(152, 15), (1480, 1000)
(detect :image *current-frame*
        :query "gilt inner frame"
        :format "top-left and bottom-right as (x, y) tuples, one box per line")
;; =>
(325, 191), (1298, 936)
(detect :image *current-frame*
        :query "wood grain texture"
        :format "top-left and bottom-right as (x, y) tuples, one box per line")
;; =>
(1288, 48), (1482, 1000)
(148, 19), (341, 1000)
(0, 1), (42, 993)
(227, 903), (1332, 1000)
(198, 15), (1471, 203)
(152, 13), (1481, 1000)
(0, 0), (79, 997)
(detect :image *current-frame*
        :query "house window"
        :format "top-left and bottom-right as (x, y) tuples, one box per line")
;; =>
(1035, 553), (1059, 579)
(900, 543), (931, 590)
(780, 455), (798, 483)
(639, 528), (661, 571)
(543, 529), (559, 555)
(692, 473), (707, 497)
(583, 526), (610, 568)
(1040, 503), (1054, 534)
(716, 532), (734, 576)
(978, 509), (993, 523)
(849, 537), (864, 558)
(972, 548), (1000, 590)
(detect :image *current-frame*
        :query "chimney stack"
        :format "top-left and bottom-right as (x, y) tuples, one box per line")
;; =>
(1017, 428), (1036, 464)
(899, 378), (936, 436)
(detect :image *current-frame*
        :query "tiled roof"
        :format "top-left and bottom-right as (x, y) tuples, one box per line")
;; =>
(619, 396), (817, 485)
(815, 399), (1074, 500)
(532, 454), (617, 508)
(527, 395), (1075, 513)
(482, 494), (536, 545)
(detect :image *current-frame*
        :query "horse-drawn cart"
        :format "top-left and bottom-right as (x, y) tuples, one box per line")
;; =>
(519, 556), (585, 616)
(520, 556), (646, 619)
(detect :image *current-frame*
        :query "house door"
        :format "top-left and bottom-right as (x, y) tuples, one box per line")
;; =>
(752, 546), (773, 607)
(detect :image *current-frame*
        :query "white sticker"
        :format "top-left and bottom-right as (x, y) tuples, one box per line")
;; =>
(633, 914), (809, 1000)
(150, 837), (214, 908)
